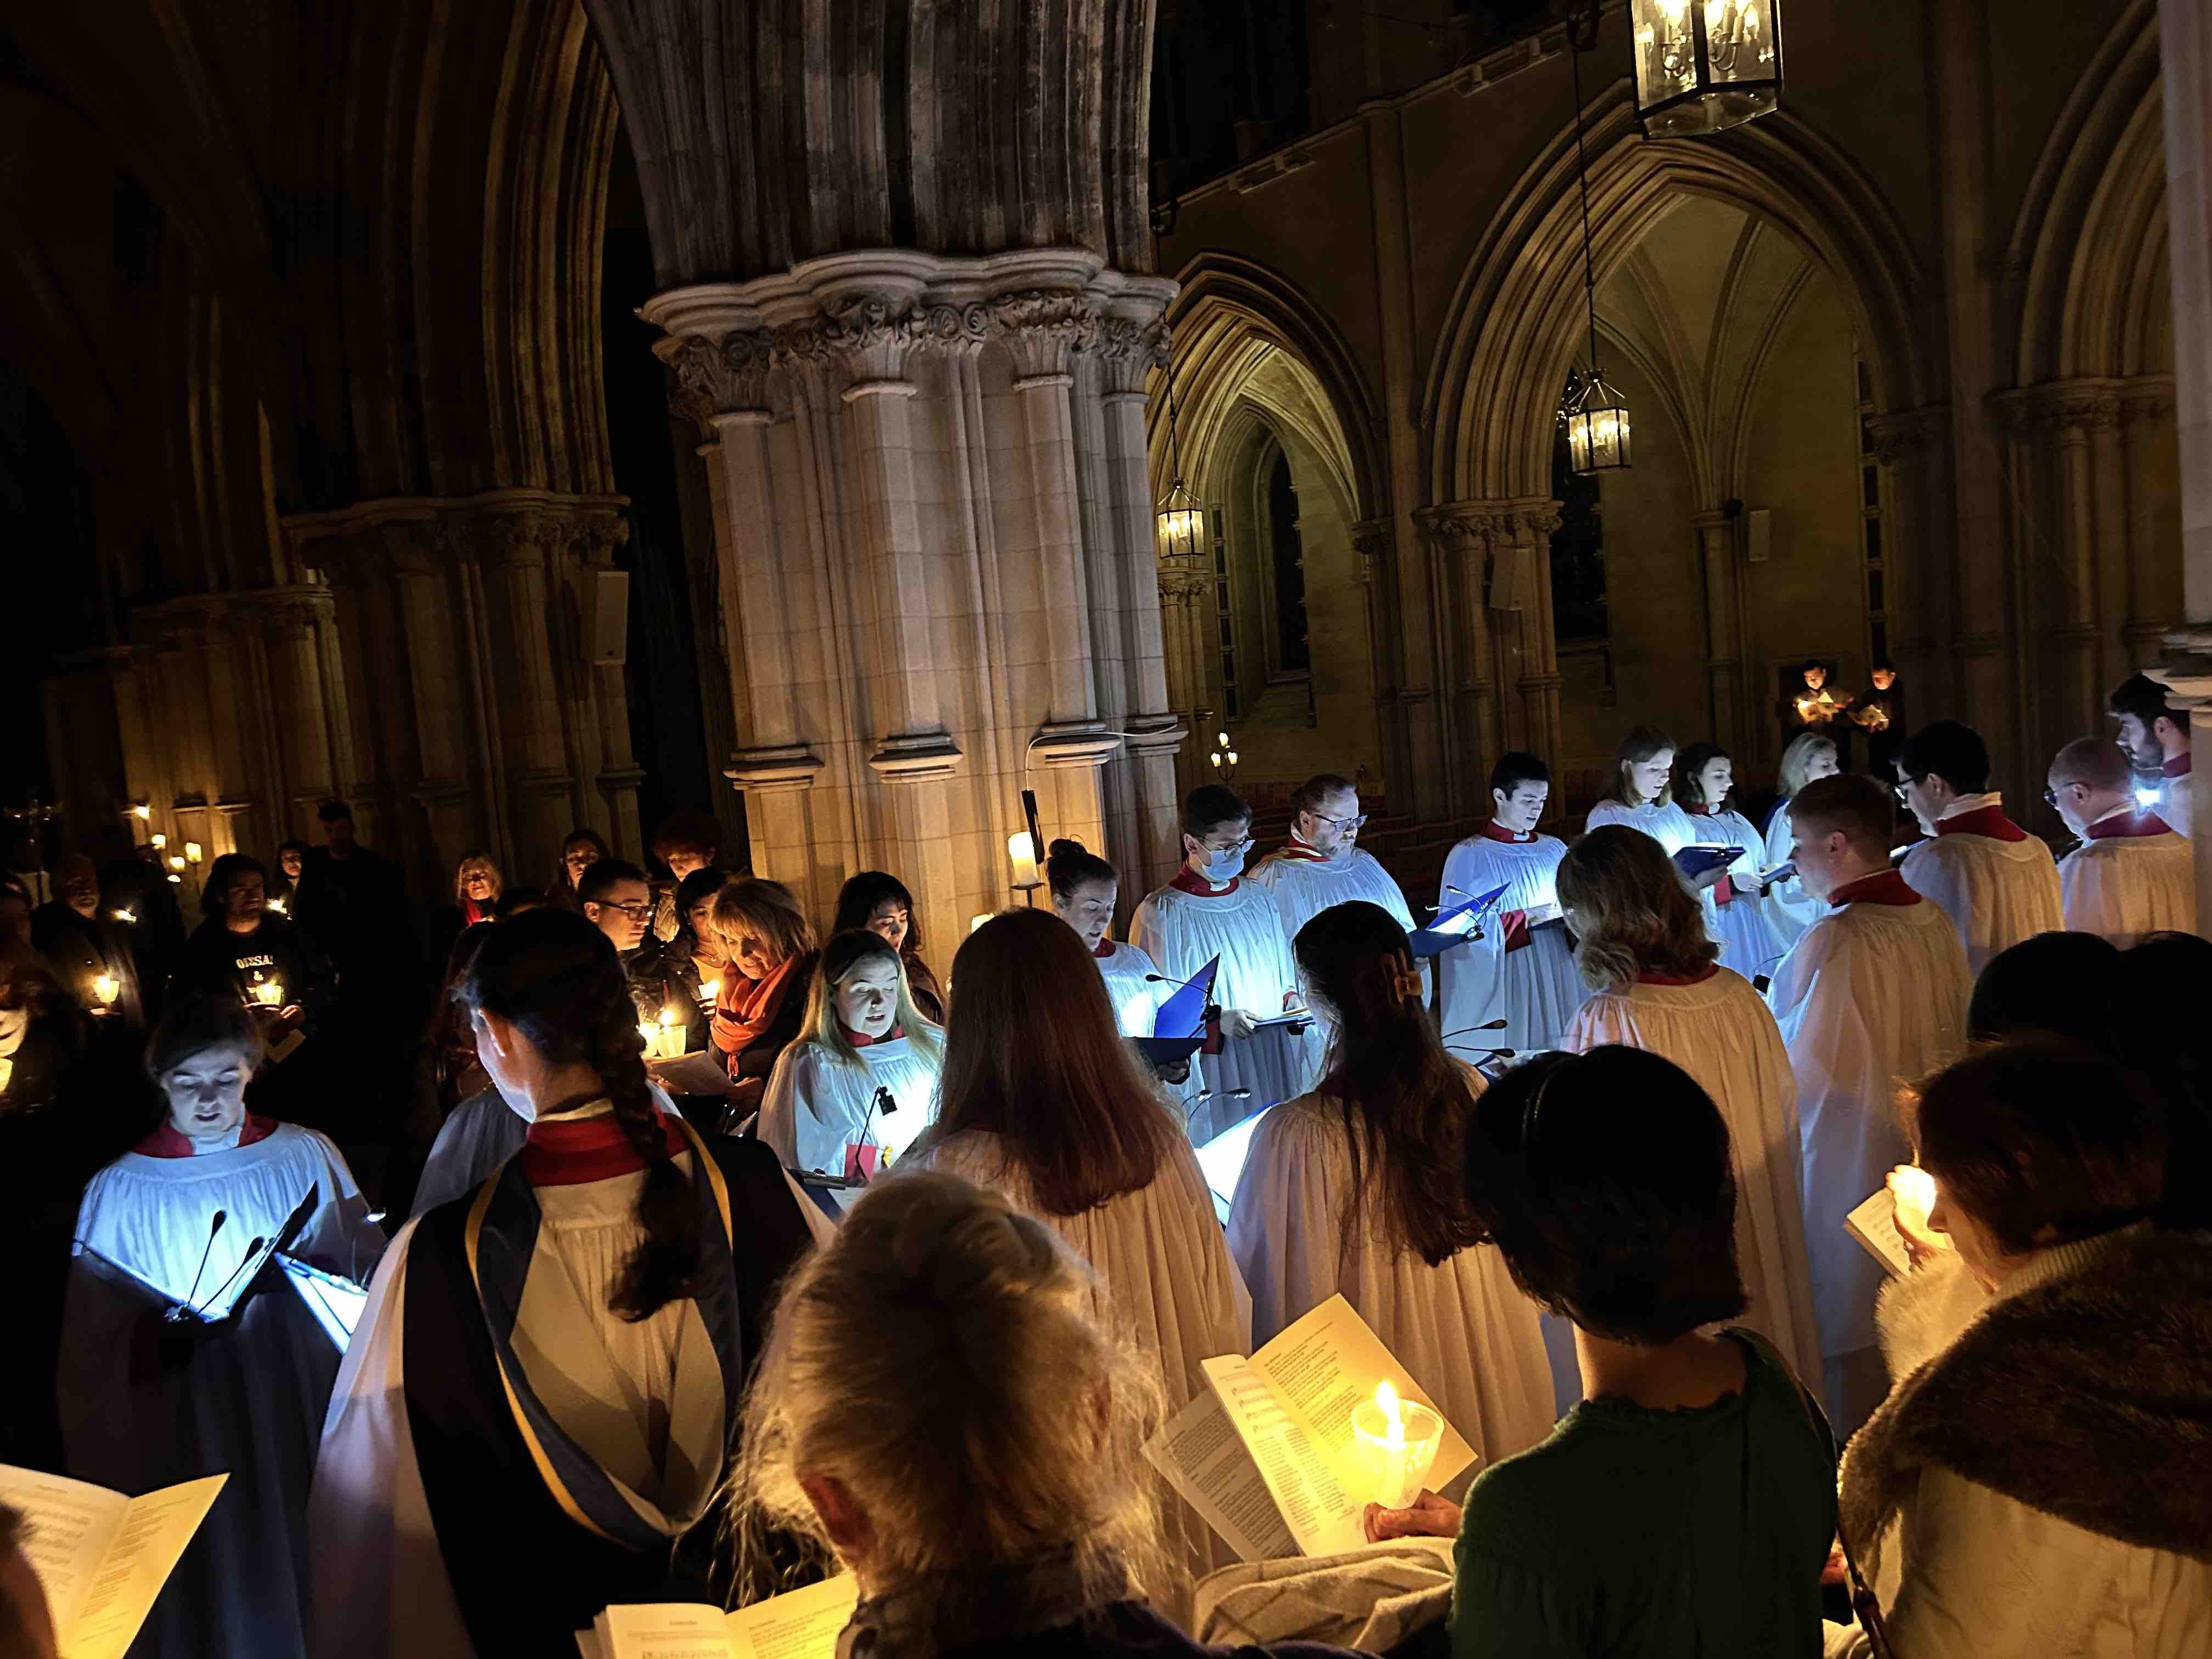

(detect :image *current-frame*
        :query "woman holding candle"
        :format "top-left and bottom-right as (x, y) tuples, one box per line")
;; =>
(663, 866), (731, 1025)
(1671, 742), (1790, 982)
(709, 878), (820, 1119)
(759, 929), (944, 1177)
(1762, 731), (1841, 947)
(549, 826), (612, 911)
(268, 839), (308, 914)
(832, 870), (945, 1024)
(1228, 900), (1555, 1476)
(1046, 838), (1170, 1040)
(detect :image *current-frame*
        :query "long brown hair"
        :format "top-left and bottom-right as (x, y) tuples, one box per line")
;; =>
(1295, 901), (1485, 1266)
(1600, 724), (1677, 808)
(914, 908), (1175, 1216)
(1556, 825), (1718, 991)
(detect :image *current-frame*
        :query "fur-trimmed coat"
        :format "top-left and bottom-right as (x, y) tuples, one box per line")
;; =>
(1824, 1227), (2212, 1658)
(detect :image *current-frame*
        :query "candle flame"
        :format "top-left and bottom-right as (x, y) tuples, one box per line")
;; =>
(93, 973), (120, 1006)
(1892, 1165), (1937, 1219)
(1375, 1380), (1405, 1447)
(168, 856), (186, 871)
(132, 804), (152, 821)
(699, 978), (721, 1002)
(659, 1006), (678, 1028)
(252, 977), (284, 1006)
(267, 896), (287, 913)
(638, 1022), (657, 1045)
(150, 833), (167, 849)
(112, 907), (136, 924)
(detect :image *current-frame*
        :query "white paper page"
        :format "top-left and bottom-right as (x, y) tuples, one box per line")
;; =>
(649, 1051), (733, 1096)
(723, 1573), (858, 1659)
(1250, 1295), (1476, 1499)
(599, 1601), (733, 1659)
(1140, 1390), (1299, 1562)
(1199, 1356), (1366, 1558)
(0, 1465), (129, 1635)
(1844, 1187), (1932, 1279)
(69, 1474), (227, 1659)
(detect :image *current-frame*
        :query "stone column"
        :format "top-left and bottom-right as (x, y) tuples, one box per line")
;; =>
(1867, 404), (1953, 715)
(1351, 517), (1409, 794)
(1692, 510), (1750, 762)
(1413, 505), (1493, 807)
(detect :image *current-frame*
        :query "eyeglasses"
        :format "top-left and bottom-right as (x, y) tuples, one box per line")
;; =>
(594, 899), (653, 920)
(1892, 778), (1920, 803)
(1310, 811), (1369, 832)
(1199, 835), (1255, 856)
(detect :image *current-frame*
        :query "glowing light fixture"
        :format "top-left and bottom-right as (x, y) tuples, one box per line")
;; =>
(1629, 0), (1783, 139)
(1565, 10), (1630, 475)
(1154, 330), (1205, 563)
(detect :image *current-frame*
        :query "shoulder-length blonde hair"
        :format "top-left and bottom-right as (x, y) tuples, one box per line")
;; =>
(1776, 731), (1838, 800)
(801, 928), (943, 1068)
(453, 851), (502, 907)
(911, 907), (1177, 1216)
(724, 1171), (1168, 1604)
(709, 878), (818, 970)
(1601, 724), (1677, 808)
(1557, 824), (1718, 991)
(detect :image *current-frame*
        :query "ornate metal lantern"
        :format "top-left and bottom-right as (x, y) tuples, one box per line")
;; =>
(1564, 372), (1632, 472)
(1629, 0), (1784, 138)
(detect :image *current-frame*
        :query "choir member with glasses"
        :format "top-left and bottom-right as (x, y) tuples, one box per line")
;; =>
(2108, 672), (2192, 838)
(1891, 719), (2063, 975)
(2045, 735), (2196, 948)
(1249, 772), (1418, 960)
(832, 871), (945, 1025)
(1761, 732), (1842, 949)
(1671, 742), (1791, 983)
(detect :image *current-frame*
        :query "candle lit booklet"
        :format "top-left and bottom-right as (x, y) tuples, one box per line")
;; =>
(1142, 1296), (1475, 1561)
(0, 1465), (226, 1659)
(577, 1573), (857, 1659)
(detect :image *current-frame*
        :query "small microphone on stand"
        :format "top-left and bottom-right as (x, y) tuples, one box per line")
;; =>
(852, 1086), (898, 1183)
(180, 1210), (227, 1311)
(177, 1234), (266, 1324)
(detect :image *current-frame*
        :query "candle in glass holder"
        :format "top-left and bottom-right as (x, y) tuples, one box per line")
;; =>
(1007, 832), (1040, 889)
(150, 832), (167, 850)
(184, 842), (204, 866)
(266, 895), (287, 915)
(698, 977), (721, 1006)
(168, 855), (186, 872)
(656, 1007), (681, 1057)
(92, 973), (120, 1008)
(252, 977), (284, 1008)
(1350, 1381), (1444, 1510)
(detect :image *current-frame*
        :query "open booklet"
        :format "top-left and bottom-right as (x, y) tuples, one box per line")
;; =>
(0, 1466), (226, 1659)
(1845, 1177), (1953, 1279)
(1142, 1295), (1476, 1561)
(577, 1573), (859, 1659)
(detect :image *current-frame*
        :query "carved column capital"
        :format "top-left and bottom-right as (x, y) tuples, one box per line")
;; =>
(1093, 315), (1171, 396)
(657, 330), (775, 432)
(1866, 403), (1950, 462)
(1990, 381), (2124, 441)
(990, 289), (1102, 381)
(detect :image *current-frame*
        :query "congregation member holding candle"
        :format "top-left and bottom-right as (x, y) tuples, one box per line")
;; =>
(1227, 900), (1555, 1474)
(29, 853), (142, 1024)
(2044, 736), (2196, 947)
(268, 838), (308, 912)
(575, 857), (687, 1035)
(661, 866), (732, 1028)
(1046, 838), (1171, 1041)
(759, 928), (944, 1177)
(548, 826), (612, 910)
(1556, 827), (1825, 1386)
(709, 878), (820, 1118)
(833, 870), (946, 1025)
(1670, 742), (1791, 983)
(912, 909), (1250, 1579)
(172, 853), (330, 1042)
(311, 909), (828, 1658)
(1760, 732), (1842, 949)
(647, 806), (724, 943)
(0, 940), (85, 1116)
(1366, 1045), (1838, 1658)
(1893, 719), (2062, 974)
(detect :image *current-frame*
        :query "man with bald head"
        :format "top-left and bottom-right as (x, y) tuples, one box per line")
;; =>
(2048, 736), (2196, 947)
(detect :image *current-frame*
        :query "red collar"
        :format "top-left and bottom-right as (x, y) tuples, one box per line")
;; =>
(1933, 804), (2028, 842)
(1273, 829), (1330, 865)
(520, 1108), (688, 1187)
(1828, 868), (1921, 908)
(2084, 810), (2174, 841)
(1637, 965), (1720, 986)
(1681, 803), (1719, 817)
(1481, 821), (1535, 844)
(2164, 753), (2192, 778)
(842, 1024), (903, 1048)
(134, 1114), (279, 1159)
(1169, 867), (1239, 897)
(1091, 938), (1116, 960)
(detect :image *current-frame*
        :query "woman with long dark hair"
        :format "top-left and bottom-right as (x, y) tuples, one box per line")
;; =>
(831, 870), (944, 1024)
(1227, 900), (1554, 1471)
(549, 827), (611, 911)
(310, 908), (826, 1658)
(1671, 741), (1790, 981)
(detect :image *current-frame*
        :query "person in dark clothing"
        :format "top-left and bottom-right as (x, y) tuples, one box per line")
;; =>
(293, 800), (414, 998)
(832, 870), (945, 1024)
(708, 878), (819, 1121)
(30, 854), (143, 1024)
(174, 854), (334, 1039)
(268, 839), (309, 918)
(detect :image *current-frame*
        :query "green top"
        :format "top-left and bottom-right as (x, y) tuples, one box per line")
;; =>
(1448, 1330), (1837, 1659)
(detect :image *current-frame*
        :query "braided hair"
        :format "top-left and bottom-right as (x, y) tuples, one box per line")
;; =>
(461, 907), (703, 1321)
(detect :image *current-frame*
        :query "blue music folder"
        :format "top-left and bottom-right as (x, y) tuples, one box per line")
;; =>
(1136, 956), (1218, 1067)
(1407, 884), (1509, 958)
(1673, 844), (1746, 882)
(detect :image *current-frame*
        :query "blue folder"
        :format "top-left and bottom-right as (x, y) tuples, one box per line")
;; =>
(1136, 955), (1218, 1067)
(1407, 883), (1509, 958)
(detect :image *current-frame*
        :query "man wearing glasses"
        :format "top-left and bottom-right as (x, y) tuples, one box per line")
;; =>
(1250, 772), (1419, 957)
(1891, 720), (2061, 975)
(578, 857), (684, 1028)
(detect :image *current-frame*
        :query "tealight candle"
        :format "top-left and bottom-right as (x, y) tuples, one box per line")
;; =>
(92, 973), (120, 1007)
(150, 833), (167, 850)
(252, 977), (284, 1008)
(1350, 1381), (1444, 1510)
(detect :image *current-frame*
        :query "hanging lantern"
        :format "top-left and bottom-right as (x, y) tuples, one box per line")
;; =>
(1630, 0), (1783, 139)
(1156, 476), (1205, 562)
(1564, 371), (1633, 473)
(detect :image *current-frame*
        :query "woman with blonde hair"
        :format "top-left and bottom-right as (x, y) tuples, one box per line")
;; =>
(912, 908), (1249, 1578)
(1763, 732), (1841, 946)
(709, 878), (820, 1116)
(1556, 826), (1822, 1385)
(453, 851), (502, 927)
(759, 928), (944, 1177)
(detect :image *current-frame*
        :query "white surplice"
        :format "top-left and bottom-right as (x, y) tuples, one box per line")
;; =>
(2159, 761), (2194, 838)
(1898, 795), (2064, 976)
(1435, 829), (1590, 1055)
(1585, 797), (1697, 851)
(1682, 805), (1792, 983)
(1226, 1088), (1556, 1474)
(1766, 887), (1970, 1433)
(1762, 798), (1824, 947)
(2057, 817), (2198, 949)
(1563, 969), (1824, 1386)
(1094, 937), (1171, 1039)
(758, 1032), (943, 1175)
(1248, 844), (1418, 940)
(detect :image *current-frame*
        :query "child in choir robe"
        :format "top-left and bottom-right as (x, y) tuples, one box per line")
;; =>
(2110, 671), (2192, 838)
(1672, 743), (1791, 983)
(832, 871), (945, 1025)
(61, 997), (385, 1659)
(1556, 827), (1824, 1386)
(1763, 775), (1972, 1435)
(759, 928), (944, 1177)
(910, 909), (1250, 1583)
(1435, 752), (1590, 1056)
(1130, 786), (1321, 1142)
(708, 879), (820, 1120)
(1894, 720), (2062, 975)
(2047, 735), (2197, 948)
(310, 909), (828, 1659)
(1228, 900), (1556, 1476)
(1760, 732), (1841, 949)
(1046, 838), (1169, 1039)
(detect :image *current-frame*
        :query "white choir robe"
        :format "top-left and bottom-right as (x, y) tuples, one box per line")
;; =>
(2160, 759), (2194, 838)
(1897, 795), (2064, 976)
(2058, 816), (2197, 949)
(1563, 969), (1824, 1387)
(920, 1125), (1251, 1581)
(758, 1032), (943, 1176)
(1094, 937), (1171, 1038)
(1130, 878), (1324, 1142)
(1226, 1088), (1557, 1479)
(1435, 828), (1591, 1054)
(1585, 797), (1697, 851)
(1761, 798), (1824, 948)
(1681, 805), (1792, 982)
(1250, 842), (1425, 1050)
(1765, 882), (1971, 1434)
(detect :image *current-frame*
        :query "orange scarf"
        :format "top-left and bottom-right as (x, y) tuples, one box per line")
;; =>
(712, 953), (804, 1057)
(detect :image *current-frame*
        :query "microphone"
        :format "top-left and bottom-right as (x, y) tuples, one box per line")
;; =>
(182, 1210), (227, 1310)
(177, 1234), (266, 1323)
(852, 1087), (898, 1183)
(1440, 1019), (1508, 1039)
(1144, 970), (1214, 991)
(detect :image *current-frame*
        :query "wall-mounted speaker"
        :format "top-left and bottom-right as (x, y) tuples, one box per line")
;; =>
(586, 568), (630, 665)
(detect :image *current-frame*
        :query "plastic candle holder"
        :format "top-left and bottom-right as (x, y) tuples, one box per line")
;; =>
(1350, 1384), (1443, 1510)
(253, 978), (284, 1007)
(92, 973), (120, 1007)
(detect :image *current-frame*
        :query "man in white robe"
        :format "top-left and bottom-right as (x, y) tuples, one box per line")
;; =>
(1766, 774), (1971, 1435)
(2110, 671), (2194, 838)
(1894, 719), (2062, 975)
(1436, 752), (1590, 1056)
(1132, 785), (1322, 1142)
(2047, 736), (2197, 949)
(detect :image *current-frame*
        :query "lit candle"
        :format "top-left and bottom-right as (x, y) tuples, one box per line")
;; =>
(1889, 1164), (1938, 1241)
(637, 1020), (657, 1051)
(92, 973), (120, 1008)
(168, 856), (187, 872)
(252, 977), (284, 1008)
(698, 977), (721, 1005)
(1008, 831), (1039, 888)
(150, 833), (167, 850)
(657, 1007), (680, 1057)
(166, 873), (183, 885)
(1350, 1381), (1444, 1510)
(266, 896), (287, 915)
(131, 803), (151, 822)
(112, 907), (136, 925)
(184, 842), (203, 866)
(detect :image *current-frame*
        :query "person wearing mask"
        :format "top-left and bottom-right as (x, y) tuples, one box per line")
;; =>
(1248, 772), (1418, 954)
(1228, 900), (1555, 1475)
(1435, 753), (1589, 1059)
(1764, 775), (1971, 1435)
(709, 878), (821, 1119)
(759, 929), (944, 1177)
(1762, 732), (1842, 948)
(1672, 742), (1791, 983)
(1557, 826), (1823, 1386)
(1046, 839), (1169, 1040)
(173, 853), (330, 1041)
(831, 871), (945, 1025)
(2046, 736), (2196, 947)
(912, 909), (1250, 1579)
(1131, 786), (1319, 1141)
(310, 909), (828, 1658)
(30, 854), (142, 1024)
(1368, 1045), (1838, 1658)
(549, 827), (612, 911)
(647, 807), (723, 944)
(1829, 1041), (2212, 1658)
(2109, 670), (2192, 838)
(62, 998), (383, 1658)
(1894, 720), (2062, 975)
